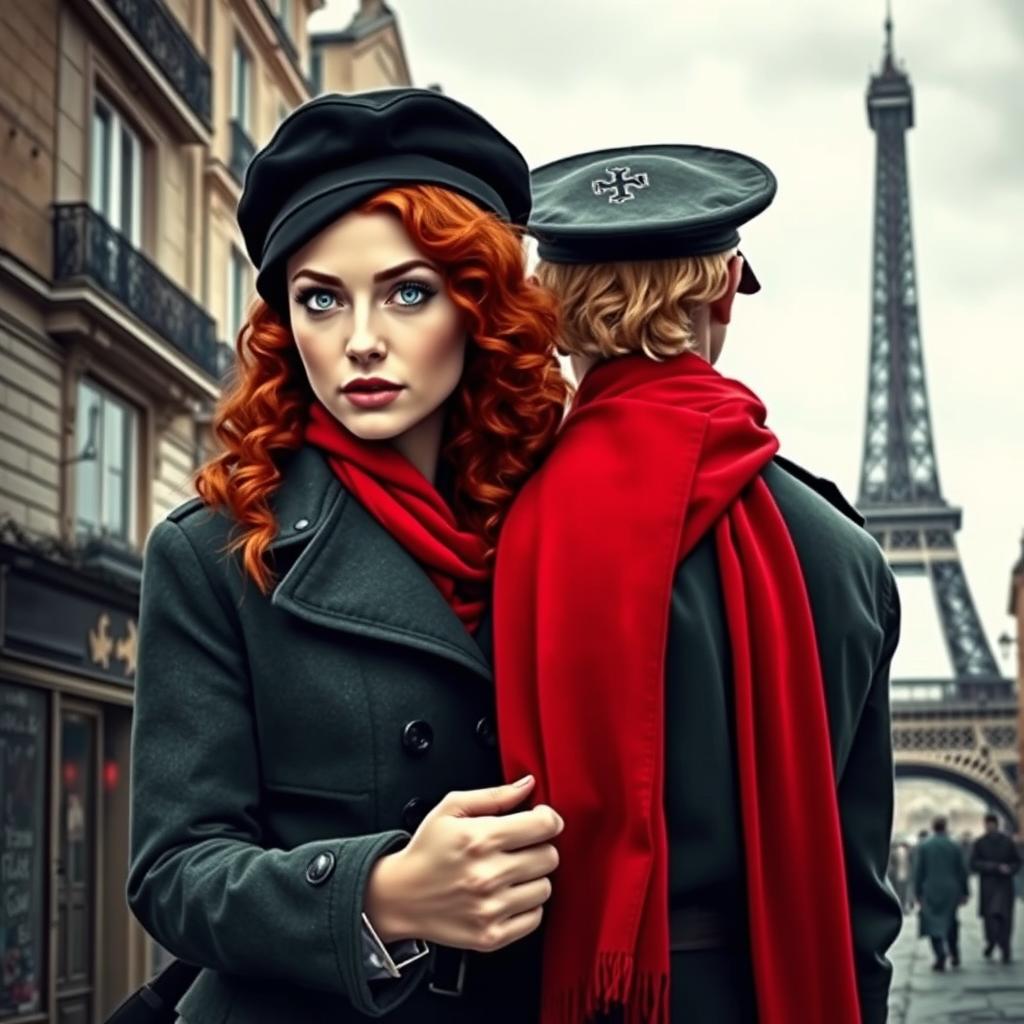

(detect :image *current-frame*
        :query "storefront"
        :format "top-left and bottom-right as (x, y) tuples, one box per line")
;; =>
(0, 529), (151, 1024)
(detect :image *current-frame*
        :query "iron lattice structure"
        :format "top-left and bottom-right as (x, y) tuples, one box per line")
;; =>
(858, 16), (1005, 691)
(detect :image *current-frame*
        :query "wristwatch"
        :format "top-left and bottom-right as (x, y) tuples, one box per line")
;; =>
(360, 912), (431, 980)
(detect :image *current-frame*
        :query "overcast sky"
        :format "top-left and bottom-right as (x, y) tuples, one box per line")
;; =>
(313, 0), (1024, 680)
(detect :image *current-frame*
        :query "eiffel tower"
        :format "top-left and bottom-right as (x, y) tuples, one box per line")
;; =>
(858, 9), (1008, 698)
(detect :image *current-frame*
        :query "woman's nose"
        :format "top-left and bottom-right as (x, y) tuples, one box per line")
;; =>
(344, 307), (386, 364)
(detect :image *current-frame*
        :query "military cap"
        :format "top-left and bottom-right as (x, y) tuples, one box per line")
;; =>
(529, 144), (777, 293)
(237, 88), (531, 311)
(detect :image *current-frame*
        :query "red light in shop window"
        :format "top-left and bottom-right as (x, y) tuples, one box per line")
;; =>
(62, 761), (78, 786)
(103, 760), (120, 791)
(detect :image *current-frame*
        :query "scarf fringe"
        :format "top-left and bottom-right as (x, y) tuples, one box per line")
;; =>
(543, 956), (670, 1024)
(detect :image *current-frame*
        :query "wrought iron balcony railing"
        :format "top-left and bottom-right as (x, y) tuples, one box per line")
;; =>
(105, 0), (212, 128)
(256, 0), (301, 67)
(230, 119), (257, 185)
(53, 204), (221, 380)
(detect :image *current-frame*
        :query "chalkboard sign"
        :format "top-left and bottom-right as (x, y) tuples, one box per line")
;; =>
(0, 684), (45, 1019)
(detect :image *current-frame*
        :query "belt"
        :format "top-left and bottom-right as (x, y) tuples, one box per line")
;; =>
(428, 945), (468, 998)
(669, 905), (742, 952)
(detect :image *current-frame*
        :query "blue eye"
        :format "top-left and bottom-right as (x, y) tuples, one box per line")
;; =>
(392, 281), (435, 307)
(296, 288), (338, 314)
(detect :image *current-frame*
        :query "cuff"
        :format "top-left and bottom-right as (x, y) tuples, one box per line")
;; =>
(361, 913), (430, 980)
(330, 829), (431, 1017)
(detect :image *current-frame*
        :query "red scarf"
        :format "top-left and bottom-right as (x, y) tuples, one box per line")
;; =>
(304, 401), (489, 632)
(494, 353), (860, 1024)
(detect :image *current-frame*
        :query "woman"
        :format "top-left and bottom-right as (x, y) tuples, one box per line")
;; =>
(127, 89), (568, 1024)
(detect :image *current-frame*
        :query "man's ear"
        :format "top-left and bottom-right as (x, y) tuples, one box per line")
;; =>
(709, 254), (744, 326)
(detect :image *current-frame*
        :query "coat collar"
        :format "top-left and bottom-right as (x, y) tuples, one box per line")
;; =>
(266, 445), (492, 682)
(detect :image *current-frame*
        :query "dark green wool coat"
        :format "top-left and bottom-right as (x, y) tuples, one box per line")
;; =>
(660, 459), (902, 1024)
(914, 834), (969, 939)
(128, 445), (541, 1024)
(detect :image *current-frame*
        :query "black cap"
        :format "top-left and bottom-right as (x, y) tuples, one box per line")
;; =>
(529, 144), (777, 293)
(237, 88), (532, 311)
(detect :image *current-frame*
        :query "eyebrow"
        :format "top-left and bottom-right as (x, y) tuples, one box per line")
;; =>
(289, 259), (440, 287)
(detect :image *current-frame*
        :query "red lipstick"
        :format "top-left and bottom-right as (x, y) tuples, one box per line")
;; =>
(340, 377), (405, 410)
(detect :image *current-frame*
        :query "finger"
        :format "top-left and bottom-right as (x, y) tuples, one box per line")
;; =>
(494, 846), (560, 888)
(497, 877), (553, 920)
(437, 776), (535, 819)
(489, 905), (545, 950)
(481, 805), (564, 851)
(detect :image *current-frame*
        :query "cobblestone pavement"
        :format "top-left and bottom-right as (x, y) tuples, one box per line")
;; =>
(888, 893), (1024, 1023)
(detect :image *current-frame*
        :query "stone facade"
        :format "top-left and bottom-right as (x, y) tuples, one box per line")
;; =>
(0, 0), (412, 1018)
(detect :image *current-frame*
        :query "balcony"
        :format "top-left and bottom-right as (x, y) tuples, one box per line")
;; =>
(230, 119), (257, 185)
(53, 204), (221, 381)
(103, 0), (212, 129)
(256, 0), (300, 67)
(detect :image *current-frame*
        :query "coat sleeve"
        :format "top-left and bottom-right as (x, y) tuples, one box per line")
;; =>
(836, 568), (904, 1024)
(126, 519), (428, 1017)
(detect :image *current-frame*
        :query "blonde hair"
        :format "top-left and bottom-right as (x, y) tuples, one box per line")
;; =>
(535, 253), (733, 360)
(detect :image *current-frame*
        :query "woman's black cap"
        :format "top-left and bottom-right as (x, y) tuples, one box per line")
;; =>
(529, 144), (777, 293)
(237, 88), (532, 312)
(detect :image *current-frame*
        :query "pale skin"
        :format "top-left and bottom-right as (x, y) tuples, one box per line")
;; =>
(286, 208), (564, 952)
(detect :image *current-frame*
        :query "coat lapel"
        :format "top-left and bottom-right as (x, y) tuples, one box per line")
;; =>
(267, 446), (492, 682)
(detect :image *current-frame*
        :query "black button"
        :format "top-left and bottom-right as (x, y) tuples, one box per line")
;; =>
(305, 850), (335, 886)
(475, 715), (497, 749)
(402, 797), (430, 832)
(402, 720), (434, 755)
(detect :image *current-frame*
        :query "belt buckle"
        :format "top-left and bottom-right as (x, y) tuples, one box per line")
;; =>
(428, 948), (467, 998)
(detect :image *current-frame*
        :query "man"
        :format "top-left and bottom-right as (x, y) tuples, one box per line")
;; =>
(969, 812), (1022, 962)
(493, 146), (902, 1024)
(914, 816), (968, 971)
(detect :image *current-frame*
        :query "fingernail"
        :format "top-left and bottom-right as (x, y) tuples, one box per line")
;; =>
(513, 774), (534, 788)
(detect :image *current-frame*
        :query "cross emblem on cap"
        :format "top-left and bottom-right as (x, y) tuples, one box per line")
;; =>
(591, 166), (650, 204)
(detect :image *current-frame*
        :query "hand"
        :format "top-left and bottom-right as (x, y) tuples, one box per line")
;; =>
(364, 775), (564, 953)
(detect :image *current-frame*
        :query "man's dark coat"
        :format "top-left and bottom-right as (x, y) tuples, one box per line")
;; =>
(661, 459), (902, 1024)
(128, 446), (901, 1024)
(970, 831), (1022, 921)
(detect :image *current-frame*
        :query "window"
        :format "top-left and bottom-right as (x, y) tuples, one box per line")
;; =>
(90, 94), (143, 247)
(276, 0), (292, 36)
(310, 48), (323, 95)
(226, 247), (250, 344)
(74, 379), (139, 545)
(231, 39), (252, 132)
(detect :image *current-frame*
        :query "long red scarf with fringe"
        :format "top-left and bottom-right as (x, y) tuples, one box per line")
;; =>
(305, 401), (489, 633)
(493, 353), (861, 1024)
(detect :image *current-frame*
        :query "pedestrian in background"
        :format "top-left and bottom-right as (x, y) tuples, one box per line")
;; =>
(888, 841), (914, 913)
(908, 827), (931, 884)
(969, 813), (1022, 963)
(915, 816), (969, 971)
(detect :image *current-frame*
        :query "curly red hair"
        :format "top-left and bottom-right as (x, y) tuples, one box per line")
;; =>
(195, 185), (569, 594)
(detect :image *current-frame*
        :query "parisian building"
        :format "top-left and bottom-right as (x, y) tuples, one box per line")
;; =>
(0, 1), (410, 1019)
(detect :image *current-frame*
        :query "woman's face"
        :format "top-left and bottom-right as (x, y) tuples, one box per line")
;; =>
(286, 209), (466, 448)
